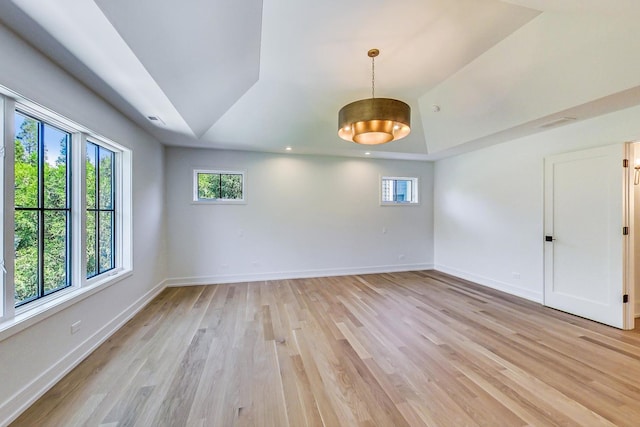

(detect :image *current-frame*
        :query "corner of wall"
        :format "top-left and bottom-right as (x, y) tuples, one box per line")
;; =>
(435, 264), (543, 303)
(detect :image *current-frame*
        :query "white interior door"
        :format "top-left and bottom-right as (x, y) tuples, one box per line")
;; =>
(544, 144), (629, 329)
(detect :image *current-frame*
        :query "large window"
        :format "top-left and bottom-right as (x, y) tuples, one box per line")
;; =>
(14, 111), (71, 307)
(86, 142), (115, 278)
(193, 169), (245, 203)
(0, 94), (132, 327)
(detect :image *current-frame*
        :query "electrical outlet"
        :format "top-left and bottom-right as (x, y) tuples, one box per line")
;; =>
(512, 272), (521, 279)
(70, 321), (81, 335)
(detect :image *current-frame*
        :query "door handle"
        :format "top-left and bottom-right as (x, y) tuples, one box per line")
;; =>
(545, 236), (556, 242)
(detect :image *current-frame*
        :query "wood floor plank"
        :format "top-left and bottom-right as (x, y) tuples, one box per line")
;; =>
(10, 271), (640, 427)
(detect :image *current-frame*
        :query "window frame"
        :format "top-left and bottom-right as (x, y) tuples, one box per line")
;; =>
(380, 176), (420, 206)
(13, 109), (74, 308)
(192, 168), (246, 204)
(0, 90), (133, 338)
(86, 140), (117, 279)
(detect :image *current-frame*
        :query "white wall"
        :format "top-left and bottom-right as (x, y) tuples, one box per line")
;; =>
(165, 148), (434, 284)
(0, 24), (167, 425)
(434, 104), (640, 303)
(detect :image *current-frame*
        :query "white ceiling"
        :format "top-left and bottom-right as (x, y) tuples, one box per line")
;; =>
(1, 0), (640, 160)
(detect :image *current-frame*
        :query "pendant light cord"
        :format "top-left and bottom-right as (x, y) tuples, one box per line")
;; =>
(371, 55), (375, 99)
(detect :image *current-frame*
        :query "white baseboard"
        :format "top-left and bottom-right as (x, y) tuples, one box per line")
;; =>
(0, 279), (168, 427)
(165, 263), (435, 287)
(435, 264), (543, 303)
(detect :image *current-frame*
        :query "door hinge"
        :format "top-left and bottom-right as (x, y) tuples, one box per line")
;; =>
(623, 294), (629, 303)
(0, 146), (4, 159)
(624, 159), (629, 167)
(623, 226), (629, 235)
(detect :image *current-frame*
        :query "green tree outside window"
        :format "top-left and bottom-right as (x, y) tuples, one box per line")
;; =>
(197, 172), (243, 200)
(14, 112), (71, 306)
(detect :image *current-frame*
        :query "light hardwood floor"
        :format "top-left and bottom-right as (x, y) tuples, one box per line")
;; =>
(11, 271), (640, 426)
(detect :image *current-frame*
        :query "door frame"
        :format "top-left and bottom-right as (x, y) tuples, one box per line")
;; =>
(623, 142), (634, 329)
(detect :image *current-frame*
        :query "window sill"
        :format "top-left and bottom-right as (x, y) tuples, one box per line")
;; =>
(0, 268), (132, 343)
(380, 202), (421, 206)
(191, 200), (246, 205)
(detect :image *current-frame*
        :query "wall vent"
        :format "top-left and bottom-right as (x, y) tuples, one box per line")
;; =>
(147, 115), (165, 125)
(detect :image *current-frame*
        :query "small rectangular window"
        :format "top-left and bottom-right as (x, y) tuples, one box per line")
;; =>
(193, 169), (245, 203)
(381, 176), (419, 205)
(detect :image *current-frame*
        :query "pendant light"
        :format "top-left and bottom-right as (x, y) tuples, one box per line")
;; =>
(338, 49), (411, 145)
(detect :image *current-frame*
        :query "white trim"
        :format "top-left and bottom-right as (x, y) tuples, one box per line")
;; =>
(0, 278), (167, 427)
(1, 96), (14, 322)
(623, 142), (634, 328)
(164, 263), (435, 287)
(120, 148), (133, 271)
(15, 103), (78, 135)
(434, 264), (543, 303)
(0, 96), (3, 320)
(71, 132), (86, 294)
